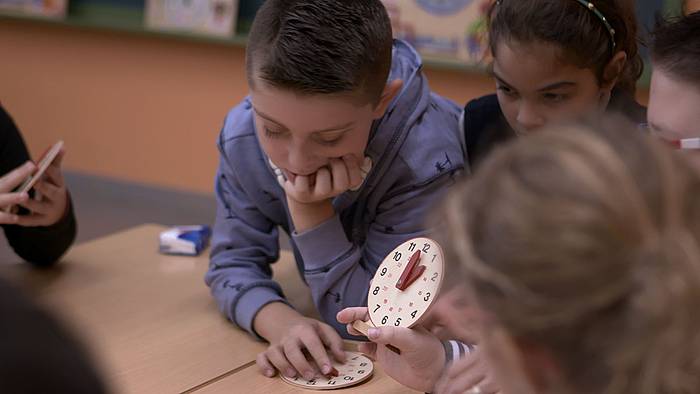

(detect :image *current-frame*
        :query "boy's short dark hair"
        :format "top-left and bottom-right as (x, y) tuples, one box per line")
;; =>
(246, 0), (393, 104)
(651, 11), (700, 86)
(0, 279), (107, 393)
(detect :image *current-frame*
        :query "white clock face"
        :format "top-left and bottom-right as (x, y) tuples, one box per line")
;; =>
(280, 352), (373, 390)
(367, 237), (444, 329)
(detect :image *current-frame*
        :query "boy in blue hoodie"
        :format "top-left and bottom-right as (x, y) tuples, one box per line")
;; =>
(205, 0), (463, 380)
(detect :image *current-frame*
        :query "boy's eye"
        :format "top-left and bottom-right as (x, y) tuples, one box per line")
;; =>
(264, 127), (286, 138)
(315, 135), (345, 146)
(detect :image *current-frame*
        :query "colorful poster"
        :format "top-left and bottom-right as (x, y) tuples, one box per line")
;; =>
(145, 0), (238, 38)
(0, 0), (68, 17)
(382, 0), (493, 66)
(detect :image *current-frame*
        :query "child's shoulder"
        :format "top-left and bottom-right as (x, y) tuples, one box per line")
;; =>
(464, 93), (501, 121)
(385, 94), (465, 185)
(463, 94), (513, 170)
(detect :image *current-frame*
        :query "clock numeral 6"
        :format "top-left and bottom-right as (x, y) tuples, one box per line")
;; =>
(381, 315), (388, 325)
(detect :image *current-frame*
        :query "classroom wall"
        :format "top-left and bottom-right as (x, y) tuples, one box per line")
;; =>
(0, 19), (647, 194)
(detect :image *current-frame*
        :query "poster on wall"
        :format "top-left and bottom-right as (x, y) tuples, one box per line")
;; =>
(382, 0), (493, 66)
(145, 0), (239, 38)
(0, 0), (68, 18)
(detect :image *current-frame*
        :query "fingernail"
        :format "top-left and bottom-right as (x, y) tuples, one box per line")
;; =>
(264, 369), (274, 377)
(286, 369), (296, 378)
(368, 328), (379, 339)
(322, 364), (331, 374)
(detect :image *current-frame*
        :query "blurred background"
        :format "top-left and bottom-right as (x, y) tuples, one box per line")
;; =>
(0, 0), (693, 259)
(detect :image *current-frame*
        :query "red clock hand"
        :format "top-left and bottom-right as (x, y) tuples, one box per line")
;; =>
(404, 264), (426, 289)
(396, 250), (422, 290)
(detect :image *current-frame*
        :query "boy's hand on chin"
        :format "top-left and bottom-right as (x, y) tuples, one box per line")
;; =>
(282, 155), (363, 204)
(283, 156), (363, 233)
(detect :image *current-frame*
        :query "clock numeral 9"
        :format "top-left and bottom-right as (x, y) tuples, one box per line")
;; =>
(380, 267), (387, 276)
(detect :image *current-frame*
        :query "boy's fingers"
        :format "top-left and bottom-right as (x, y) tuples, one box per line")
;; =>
(266, 346), (296, 378)
(299, 330), (334, 375)
(294, 174), (311, 194)
(283, 340), (317, 380)
(318, 324), (346, 362)
(313, 167), (332, 197)
(0, 161), (34, 193)
(256, 352), (277, 378)
(343, 155), (363, 187)
(329, 159), (348, 192)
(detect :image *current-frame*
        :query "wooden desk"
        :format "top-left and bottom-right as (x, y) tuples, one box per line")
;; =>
(1, 224), (268, 393)
(1, 224), (415, 393)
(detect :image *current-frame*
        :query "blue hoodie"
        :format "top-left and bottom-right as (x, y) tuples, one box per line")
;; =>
(205, 40), (464, 339)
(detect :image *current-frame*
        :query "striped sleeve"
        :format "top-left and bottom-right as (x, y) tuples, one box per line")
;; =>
(442, 340), (475, 366)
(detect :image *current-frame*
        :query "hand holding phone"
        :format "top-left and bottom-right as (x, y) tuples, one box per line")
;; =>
(1, 141), (69, 227)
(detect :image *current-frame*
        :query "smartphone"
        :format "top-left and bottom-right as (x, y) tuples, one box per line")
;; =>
(3, 140), (64, 213)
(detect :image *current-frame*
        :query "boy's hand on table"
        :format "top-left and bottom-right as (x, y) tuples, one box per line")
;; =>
(337, 307), (446, 393)
(283, 156), (363, 233)
(16, 150), (69, 227)
(255, 303), (346, 380)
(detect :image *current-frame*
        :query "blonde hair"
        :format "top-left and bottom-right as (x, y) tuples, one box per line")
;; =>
(442, 117), (700, 393)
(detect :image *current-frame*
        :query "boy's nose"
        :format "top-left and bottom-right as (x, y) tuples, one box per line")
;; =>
(287, 146), (321, 175)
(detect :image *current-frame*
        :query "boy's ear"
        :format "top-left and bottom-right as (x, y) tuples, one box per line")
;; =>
(601, 51), (627, 91)
(372, 79), (403, 119)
